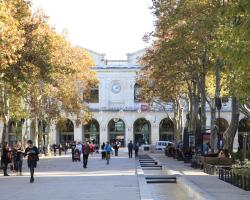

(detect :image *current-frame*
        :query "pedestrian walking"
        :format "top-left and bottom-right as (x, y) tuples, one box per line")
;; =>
(53, 144), (57, 156)
(134, 142), (139, 158)
(104, 142), (113, 165)
(14, 141), (24, 176)
(1, 142), (12, 176)
(58, 144), (62, 156)
(73, 142), (82, 162)
(24, 140), (39, 183)
(128, 140), (133, 158)
(82, 142), (90, 168)
(89, 142), (94, 156)
(101, 142), (106, 159)
(113, 142), (119, 156)
(95, 143), (99, 153)
(64, 143), (68, 155)
(71, 142), (76, 161)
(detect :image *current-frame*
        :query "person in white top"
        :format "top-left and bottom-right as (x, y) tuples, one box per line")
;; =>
(75, 142), (83, 153)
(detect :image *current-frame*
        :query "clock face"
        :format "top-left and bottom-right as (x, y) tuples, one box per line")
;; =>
(112, 83), (121, 93)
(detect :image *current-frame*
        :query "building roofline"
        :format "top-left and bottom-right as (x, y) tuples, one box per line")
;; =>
(126, 48), (145, 56)
(76, 46), (106, 56)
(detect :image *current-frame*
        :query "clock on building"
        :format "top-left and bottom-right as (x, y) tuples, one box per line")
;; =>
(112, 83), (121, 93)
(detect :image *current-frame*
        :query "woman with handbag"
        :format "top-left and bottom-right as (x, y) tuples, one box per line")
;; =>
(1, 142), (12, 176)
(14, 141), (25, 176)
(24, 140), (39, 183)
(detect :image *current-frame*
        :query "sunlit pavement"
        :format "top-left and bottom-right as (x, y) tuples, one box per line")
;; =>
(150, 153), (250, 200)
(0, 151), (140, 200)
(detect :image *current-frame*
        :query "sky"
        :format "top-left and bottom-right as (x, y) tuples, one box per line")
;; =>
(32, 0), (155, 59)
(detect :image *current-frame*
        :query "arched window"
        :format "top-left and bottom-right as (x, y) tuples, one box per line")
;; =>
(134, 83), (142, 102)
(159, 118), (174, 141)
(84, 119), (100, 144)
(85, 83), (99, 103)
(57, 119), (74, 145)
(134, 118), (151, 144)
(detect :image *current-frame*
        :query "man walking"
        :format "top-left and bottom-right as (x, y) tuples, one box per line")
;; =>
(82, 142), (90, 168)
(113, 142), (119, 156)
(128, 140), (133, 159)
(24, 140), (39, 183)
(134, 142), (139, 158)
(104, 142), (113, 165)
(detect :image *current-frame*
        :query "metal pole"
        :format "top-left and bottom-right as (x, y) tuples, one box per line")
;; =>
(218, 109), (220, 149)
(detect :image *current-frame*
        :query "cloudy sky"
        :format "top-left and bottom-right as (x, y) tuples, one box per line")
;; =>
(32, 0), (155, 59)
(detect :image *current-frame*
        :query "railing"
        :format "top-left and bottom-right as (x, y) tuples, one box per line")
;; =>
(219, 168), (250, 191)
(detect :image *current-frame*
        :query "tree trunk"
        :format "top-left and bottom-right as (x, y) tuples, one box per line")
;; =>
(200, 57), (207, 132)
(1, 86), (9, 152)
(33, 118), (38, 146)
(190, 82), (199, 147)
(210, 100), (217, 150)
(46, 120), (51, 155)
(173, 99), (182, 143)
(38, 119), (42, 150)
(223, 97), (240, 153)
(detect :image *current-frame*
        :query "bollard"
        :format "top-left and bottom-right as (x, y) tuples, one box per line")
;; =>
(229, 171), (233, 184)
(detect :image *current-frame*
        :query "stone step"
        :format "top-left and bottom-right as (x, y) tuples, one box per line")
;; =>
(146, 179), (177, 184)
(139, 159), (155, 162)
(145, 175), (176, 180)
(141, 166), (162, 170)
(140, 165), (162, 168)
(140, 161), (158, 165)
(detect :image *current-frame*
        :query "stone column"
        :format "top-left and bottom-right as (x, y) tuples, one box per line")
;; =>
(74, 123), (83, 142)
(151, 123), (159, 144)
(125, 124), (133, 146)
(50, 123), (57, 145)
(100, 124), (108, 145)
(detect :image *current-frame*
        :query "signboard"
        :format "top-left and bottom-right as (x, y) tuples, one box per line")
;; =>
(141, 103), (149, 111)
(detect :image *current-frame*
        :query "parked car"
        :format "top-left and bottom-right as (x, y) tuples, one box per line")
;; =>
(155, 141), (175, 150)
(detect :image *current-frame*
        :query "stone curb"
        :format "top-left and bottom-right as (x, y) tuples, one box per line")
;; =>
(136, 163), (154, 200)
(152, 156), (215, 200)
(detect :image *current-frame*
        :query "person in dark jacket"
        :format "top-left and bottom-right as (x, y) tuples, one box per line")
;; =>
(24, 140), (39, 183)
(113, 142), (119, 156)
(1, 142), (11, 176)
(14, 141), (24, 176)
(134, 142), (139, 158)
(53, 144), (57, 156)
(82, 142), (90, 168)
(101, 142), (106, 160)
(128, 140), (133, 158)
(58, 144), (62, 156)
(71, 142), (76, 162)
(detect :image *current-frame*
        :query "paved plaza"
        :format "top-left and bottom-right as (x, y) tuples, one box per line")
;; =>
(0, 151), (140, 200)
(1, 151), (250, 200)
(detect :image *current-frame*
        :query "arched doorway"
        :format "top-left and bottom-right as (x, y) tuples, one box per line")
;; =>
(134, 118), (151, 145)
(238, 118), (250, 149)
(84, 119), (100, 144)
(159, 118), (174, 142)
(108, 119), (125, 147)
(57, 119), (74, 145)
